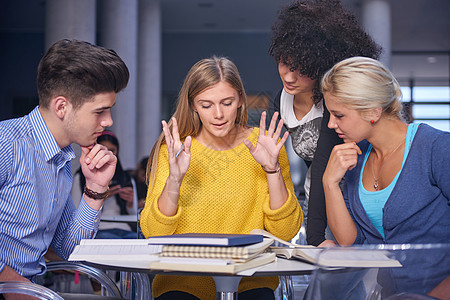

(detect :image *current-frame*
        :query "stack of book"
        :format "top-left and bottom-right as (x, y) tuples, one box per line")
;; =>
(68, 233), (276, 274)
(147, 233), (276, 274)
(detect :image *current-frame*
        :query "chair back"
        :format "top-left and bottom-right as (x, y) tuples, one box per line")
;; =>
(45, 261), (123, 298)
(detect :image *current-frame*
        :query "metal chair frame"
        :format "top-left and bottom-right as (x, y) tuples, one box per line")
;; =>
(0, 281), (64, 300)
(45, 261), (123, 298)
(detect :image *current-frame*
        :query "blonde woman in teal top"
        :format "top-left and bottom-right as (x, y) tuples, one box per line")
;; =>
(321, 57), (449, 298)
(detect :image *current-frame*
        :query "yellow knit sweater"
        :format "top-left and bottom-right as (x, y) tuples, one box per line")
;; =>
(141, 128), (302, 299)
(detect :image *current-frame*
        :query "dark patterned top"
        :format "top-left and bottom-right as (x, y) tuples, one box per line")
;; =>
(279, 89), (323, 161)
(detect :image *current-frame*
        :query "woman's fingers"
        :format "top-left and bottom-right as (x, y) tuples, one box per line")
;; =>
(171, 117), (181, 145)
(274, 117), (285, 141)
(163, 118), (185, 158)
(259, 111), (267, 136)
(259, 111), (286, 142)
(162, 120), (174, 157)
(184, 136), (192, 154)
(331, 142), (361, 170)
(267, 111), (278, 137)
(278, 131), (289, 149)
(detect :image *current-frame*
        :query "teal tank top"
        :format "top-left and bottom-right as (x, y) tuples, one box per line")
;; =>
(358, 123), (419, 238)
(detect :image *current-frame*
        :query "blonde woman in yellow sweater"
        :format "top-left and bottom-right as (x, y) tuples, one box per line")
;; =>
(140, 56), (303, 300)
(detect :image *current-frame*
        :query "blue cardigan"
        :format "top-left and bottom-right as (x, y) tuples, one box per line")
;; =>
(343, 124), (450, 295)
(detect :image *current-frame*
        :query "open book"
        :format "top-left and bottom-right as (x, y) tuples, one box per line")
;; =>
(250, 229), (401, 268)
(249, 229), (322, 265)
(149, 252), (276, 274)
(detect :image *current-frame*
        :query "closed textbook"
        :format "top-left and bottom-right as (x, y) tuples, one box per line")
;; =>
(147, 233), (263, 246)
(161, 238), (274, 261)
(149, 252), (276, 274)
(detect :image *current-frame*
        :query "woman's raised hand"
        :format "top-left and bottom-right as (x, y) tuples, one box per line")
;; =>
(162, 117), (192, 183)
(244, 111), (289, 171)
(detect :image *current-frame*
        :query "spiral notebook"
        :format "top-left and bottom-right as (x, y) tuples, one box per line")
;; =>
(160, 238), (273, 261)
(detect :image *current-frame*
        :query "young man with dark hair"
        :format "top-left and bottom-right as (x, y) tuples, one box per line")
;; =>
(0, 39), (129, 296)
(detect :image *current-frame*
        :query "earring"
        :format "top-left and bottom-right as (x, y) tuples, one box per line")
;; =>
(370, 120), (375, 124)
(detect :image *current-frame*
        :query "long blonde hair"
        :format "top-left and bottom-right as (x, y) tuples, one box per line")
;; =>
(321, 56), (403, 121)
(146, 56), (248, 190)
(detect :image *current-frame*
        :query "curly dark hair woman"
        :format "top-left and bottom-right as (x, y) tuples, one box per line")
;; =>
(269, 0), (381, 105)
(268, 0), (381, 247)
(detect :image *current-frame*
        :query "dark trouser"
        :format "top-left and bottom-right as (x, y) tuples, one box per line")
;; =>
(155, 287), (275, 300)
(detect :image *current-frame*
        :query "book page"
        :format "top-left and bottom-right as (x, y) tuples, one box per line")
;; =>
(270, 247), (322, 264)
(271, 247), (402, 268)
(69, 244), (162, 262)
(250, 229), (315, 248)
(159, 257), (231, 265)
(79, 239), (151, 246)
(293, 248), (322, 261)
(318, 250), (402, 268)
(73, 244), (162, 255)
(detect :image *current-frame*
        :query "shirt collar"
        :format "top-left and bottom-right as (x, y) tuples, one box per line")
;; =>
(29, 106), (75, 162)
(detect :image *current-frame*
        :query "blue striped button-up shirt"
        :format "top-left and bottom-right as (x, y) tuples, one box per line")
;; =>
(0, 106), (101, 279)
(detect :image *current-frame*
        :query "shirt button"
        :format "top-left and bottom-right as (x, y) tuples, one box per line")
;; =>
(94, 219), (98, 223)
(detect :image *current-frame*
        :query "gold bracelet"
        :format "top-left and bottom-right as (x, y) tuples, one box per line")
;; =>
(261, 164), (281, 174)
(84, 186), (109, 200)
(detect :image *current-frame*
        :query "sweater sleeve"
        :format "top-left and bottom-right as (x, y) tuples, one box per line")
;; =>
(140, 144), (181, 237)
(306, 107), (343, 246)
(262, 145), (303, 242)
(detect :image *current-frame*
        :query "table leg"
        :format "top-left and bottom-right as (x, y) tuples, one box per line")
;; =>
(212, 275), (242, 300)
